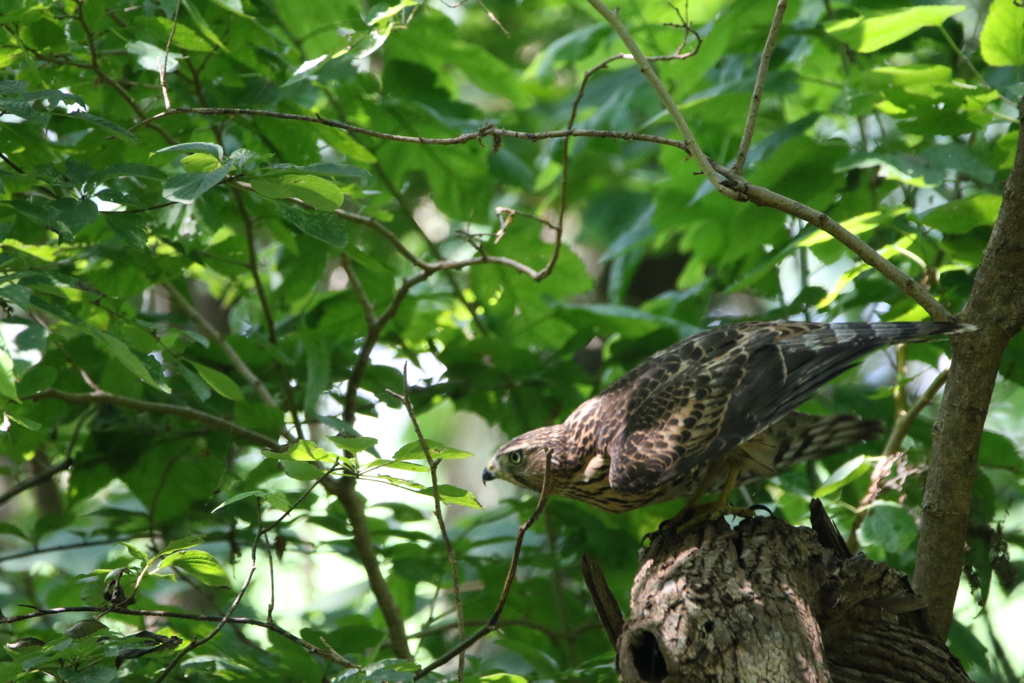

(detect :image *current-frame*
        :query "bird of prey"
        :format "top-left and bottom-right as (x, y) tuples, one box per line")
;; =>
(482, 320), (969, 515)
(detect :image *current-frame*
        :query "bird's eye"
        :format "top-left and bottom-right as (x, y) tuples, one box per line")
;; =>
(507, 451), (523, 465)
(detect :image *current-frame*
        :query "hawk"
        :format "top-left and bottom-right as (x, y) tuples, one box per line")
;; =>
(482, 321), (969, 514)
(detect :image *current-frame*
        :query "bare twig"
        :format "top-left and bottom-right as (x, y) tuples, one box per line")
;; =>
(340, 254), (377, 325)
(70, 0), (176, 144)
(414, 450), (554, 679)
(32, 388), (285, 451)
(0, 151), (25, 174)
(734, 0), (787, 172)
(135, 107), (691, 152)
(883, 369), (949, 458)
(159, 0), (181, 110)
(0, 458), (73, 509)
(388, 374), (466, 680)
(154, 505), (266, 682)
(584, 0), (737, 198)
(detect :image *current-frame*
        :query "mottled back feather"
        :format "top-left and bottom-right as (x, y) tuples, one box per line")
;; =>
(486, 320), (971, 512)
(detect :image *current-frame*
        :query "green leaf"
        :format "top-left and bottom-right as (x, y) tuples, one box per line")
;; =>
(213, 490), (264, 512)
(394, 439), (473, 461)
(430, 484), (482, 509)
(235, 402), (285, 438)
(181, 153), (222, 173)
(159, 550), (231, 587)
(162, 164), (233, 204)
(281, 206), (349, 248)
(813, 455), (872, 497)
(266, 162), (371, 179)
(89, 329), (170, 393)
(978, 431), (1021, 468)
(119, 543), (148, 563)
(158, 536), (204, 556)
(250, 175), (345, 211)
(188, 361), (245, 401)
(0, 340), (17, 401)
(367, 458), (430, 472)
(210, 0), (245, 15)
(154, 142), (224, 159)
(857, 502), (918, 554)
(921, 194), (1002, 234)
(57, 111), (140, 144)
(270, 439), (337, 461)
(282, 460), (325, 480)
(49, 197), (99, 238)
(126, 40), (182, 72)
(825, 5), (966, 53)
(980, 0), (1024, 66)
(328, 435), (378, 453)
(103, 213), (149, 249)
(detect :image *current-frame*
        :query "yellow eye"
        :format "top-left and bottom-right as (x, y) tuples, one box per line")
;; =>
(508, 451), (523, 465)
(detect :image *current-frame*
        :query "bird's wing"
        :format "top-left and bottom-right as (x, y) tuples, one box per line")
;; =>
(605, 321), (901, 494)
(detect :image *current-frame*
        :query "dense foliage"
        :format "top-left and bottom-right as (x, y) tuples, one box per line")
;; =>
(1, 0), (1022, 681)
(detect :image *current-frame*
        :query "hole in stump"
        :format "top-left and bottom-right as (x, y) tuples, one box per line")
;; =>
(631, 630), (668, 683)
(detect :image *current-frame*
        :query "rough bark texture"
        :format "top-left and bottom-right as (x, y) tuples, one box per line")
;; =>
(913, 99), (1024, 638)
(616, 512), (969, 683)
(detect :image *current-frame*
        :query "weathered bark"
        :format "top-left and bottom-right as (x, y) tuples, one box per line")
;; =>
(614, 508), (969, 683)
(913, 99), (1024, 638)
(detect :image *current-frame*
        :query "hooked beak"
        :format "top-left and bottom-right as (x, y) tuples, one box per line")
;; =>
(482, 460), (497, 485)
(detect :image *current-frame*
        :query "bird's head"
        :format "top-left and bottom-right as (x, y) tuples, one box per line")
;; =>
(482, 425), (568, 493)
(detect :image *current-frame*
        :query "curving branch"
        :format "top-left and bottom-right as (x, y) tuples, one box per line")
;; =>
(584, 0), (737, 198)
(711, 163), (953, 321)
(388, 380), (467, 679)
(0, 458), (73, 509)
(414, 451), (554, 680)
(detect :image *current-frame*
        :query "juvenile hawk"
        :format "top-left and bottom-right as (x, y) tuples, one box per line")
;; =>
(482, 321), (969, 513)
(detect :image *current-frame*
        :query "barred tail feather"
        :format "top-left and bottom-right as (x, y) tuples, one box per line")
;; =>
(768, 412), (882, 470)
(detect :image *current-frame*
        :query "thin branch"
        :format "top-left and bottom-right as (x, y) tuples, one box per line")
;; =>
(0, 403), (91, 507)
(584, 0), (738, 198)
(414, 450), (554, 680)
(135, 108), (691, 152)
(388, 377), (466, 680)
(154, 504), (267, 682)
(324, 475), (413, 660)
(164, 285), (279, 407)
(711, 162), (953, 321)
(70, 0), (176, 144)
(883, 369), (949, 458)
(340, 254), (377, 325)
(0, 538), (137, 563)
(734, 0), (787, 172)
(159, 0), (181, 110)
(32, 388), (284, 451)
(0, 151), (26, 174)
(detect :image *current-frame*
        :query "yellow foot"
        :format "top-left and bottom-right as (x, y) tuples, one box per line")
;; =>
(641, 504), (755, 547)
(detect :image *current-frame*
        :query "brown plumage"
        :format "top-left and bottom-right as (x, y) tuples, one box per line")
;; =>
(482, 320), (971, 513)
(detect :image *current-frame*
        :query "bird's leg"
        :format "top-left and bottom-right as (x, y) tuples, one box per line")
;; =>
(656, 462), (754, 537)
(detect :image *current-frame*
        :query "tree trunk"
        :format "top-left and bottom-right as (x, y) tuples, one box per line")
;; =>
(612, 504), (970, 683)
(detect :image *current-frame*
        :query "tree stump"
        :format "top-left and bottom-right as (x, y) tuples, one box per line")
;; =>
(607, 503), (970, 683)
